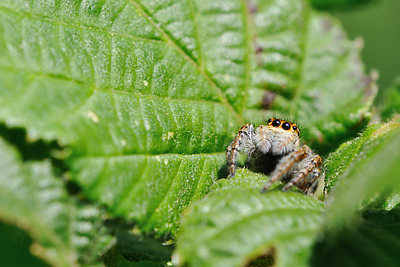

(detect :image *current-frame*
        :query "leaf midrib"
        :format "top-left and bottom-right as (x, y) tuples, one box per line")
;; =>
(72, 152), (225, 161)
(128, 0), (244, 121)
(0, 3), (244, 123)
(0, 66), (227, 106)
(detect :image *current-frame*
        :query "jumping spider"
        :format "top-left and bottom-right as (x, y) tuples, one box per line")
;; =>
(226, 118), (322, 194)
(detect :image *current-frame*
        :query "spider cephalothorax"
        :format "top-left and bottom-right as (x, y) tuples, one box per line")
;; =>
(226, 118), (322, 194)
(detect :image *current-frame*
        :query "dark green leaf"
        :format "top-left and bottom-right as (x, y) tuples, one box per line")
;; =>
(0, 222), (50, 267)
(0, 137), (114, 266)
(311, 220), (400, 267)
(309, 0), (376, 11)
(312, 122), (400, 266)
(378, 76), (400, 120)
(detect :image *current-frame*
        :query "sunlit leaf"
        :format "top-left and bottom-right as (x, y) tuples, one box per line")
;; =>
(0, 0), (375, 239)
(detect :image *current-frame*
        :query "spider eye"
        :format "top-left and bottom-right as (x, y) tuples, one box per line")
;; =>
(272, 119), (281, 127)
(282, 122), (291, 130)
(293, 125), (298, 131)
(267, 118), (272, 123)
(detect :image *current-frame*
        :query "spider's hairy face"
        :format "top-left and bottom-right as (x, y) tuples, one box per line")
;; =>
(226, 118), (322, 193)
(254, 118), (300, 156)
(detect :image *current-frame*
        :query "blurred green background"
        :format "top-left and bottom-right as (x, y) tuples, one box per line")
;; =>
(333, 0), (400, 96)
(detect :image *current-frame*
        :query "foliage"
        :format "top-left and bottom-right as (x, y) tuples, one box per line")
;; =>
(0, 0), (398, 266)
(378, 77), (400, 120)
(0, 138), (114, 266)
(310, 0), (376, 10)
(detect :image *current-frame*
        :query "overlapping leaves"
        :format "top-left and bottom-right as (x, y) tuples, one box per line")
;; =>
(0, 138), (113, 267)
(313, 121), (400, 266)
(174, 121), (400, 267)
(0, 0), (380, 266)
(0, 0), (374, 238)
(378, 77), (400, 120)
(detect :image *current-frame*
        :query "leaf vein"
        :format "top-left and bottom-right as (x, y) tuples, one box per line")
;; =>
(206, 207), (322, 242)
(109, 2), (129, 32)
(119, 155), (149, 208)
(190, 156), (208, 200)
(146, 156), (184, 222)
(127, 1), (240, 119)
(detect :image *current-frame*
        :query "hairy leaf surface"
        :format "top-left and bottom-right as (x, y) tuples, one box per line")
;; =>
(174, 188), (324, 267)
(244, 0), (376, 151)
(314, 122), (400, 266)
(0, 0), (375, 239)
(325, 121), (400, 223)
(324, 121), (400, 195)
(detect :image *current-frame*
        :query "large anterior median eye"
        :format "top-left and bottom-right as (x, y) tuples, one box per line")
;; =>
(272, 119), (281, 127)
(282, 122), (291, 130)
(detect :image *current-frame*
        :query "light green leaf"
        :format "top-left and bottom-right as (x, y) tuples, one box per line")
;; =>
(211, 168), (295, 193)
(0, 0), (375, 239)
(211, 168), (270, 190)
(0, 137), (114, 267)
(173, 188), (324, 267)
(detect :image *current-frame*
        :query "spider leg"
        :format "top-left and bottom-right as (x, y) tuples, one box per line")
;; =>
(261, 145), (309, 193)
(303, 167), (322, 194)
(226, 123), (256, 177)
(282, 153), (322, 192)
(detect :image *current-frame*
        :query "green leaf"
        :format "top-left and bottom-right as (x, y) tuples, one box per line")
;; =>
(324, 121), (400, 196)
(311, 219), (400, 267)
(211, 168), (301, 193)
(0, 137), (114, 267)
(243, 0), (376, 152)
(0, 0), (375, 239)
(312, 122), (400, 266)
(325, 122), (400, 223)
(106, 225), (174, 265)
(211, 168), (270, 190)
(309, 0), (376, 11)
(378, 76), (400, 120)
(0, 222), (50, 267)
(173, 188), (324, 267)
